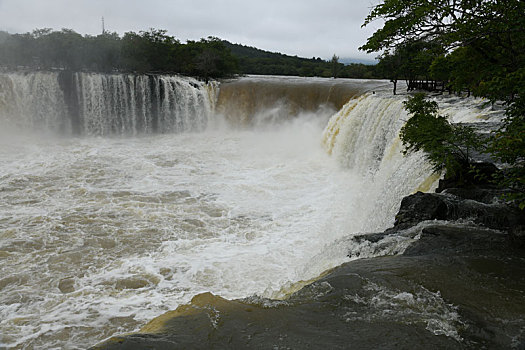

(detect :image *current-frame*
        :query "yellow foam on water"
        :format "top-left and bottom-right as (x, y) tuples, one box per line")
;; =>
(415, 172), (442, 193)
(139, 292), (225, 333)
(321, 95), (364, 154)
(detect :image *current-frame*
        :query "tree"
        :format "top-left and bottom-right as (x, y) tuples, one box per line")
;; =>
(375, 51), (402, 94)
(331, 54), (340, 78)
(140, 29), (180, 72)
(361, 0), (525, 207)
(196, 49), (219, 83)
(84, 32), (121, 72)
(429, 55), (450, 93)
(374, 40), (444, 94)
(33, 29), (84, 70)
(180, 37), (238, 80)
(120, 31), (152, 72)
(485, 75), (525, 209)
(360, 0), (524, 98)
(400, 93), (483, 181)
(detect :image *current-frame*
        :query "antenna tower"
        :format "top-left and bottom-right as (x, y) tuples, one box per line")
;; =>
(102, 17), (105, 34)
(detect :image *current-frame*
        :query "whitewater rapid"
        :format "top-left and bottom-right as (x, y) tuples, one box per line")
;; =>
(0, 118), (373, 348)
(0, 74), (503, 349)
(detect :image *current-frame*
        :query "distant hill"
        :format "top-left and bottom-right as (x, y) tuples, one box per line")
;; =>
(222, 41), (378, 79)
(223, 41), (322, 61)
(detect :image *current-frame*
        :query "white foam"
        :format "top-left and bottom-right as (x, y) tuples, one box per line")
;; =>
(0, 115), (368, 348)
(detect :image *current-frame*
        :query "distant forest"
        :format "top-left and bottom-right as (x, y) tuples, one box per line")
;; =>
(222, 41), (378, 79)
(0, 29), (237, 81)
(0, 29), (379, 80)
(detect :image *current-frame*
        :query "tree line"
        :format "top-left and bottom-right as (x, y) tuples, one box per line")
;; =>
(361, 0), (524, 208)
(222, 41), (377, 79)
(0, 28), (380, 80)
(0, 29), (238, 81)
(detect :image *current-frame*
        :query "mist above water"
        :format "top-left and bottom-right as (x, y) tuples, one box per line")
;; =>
(0, 117), (365, 348)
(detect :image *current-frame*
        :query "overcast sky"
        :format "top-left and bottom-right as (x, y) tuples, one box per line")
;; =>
(0, 0), (383, 61)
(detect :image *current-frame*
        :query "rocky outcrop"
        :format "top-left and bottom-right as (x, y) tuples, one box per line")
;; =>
(394, 191), (525, 236)
(402, 224), (512, 256)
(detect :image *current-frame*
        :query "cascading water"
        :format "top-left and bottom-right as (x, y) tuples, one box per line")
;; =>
(0, 71), (216, 135)
(216, 75), (388, 126)
(0, 75), (501, 349)
(0, 71), (69, 132)
(322, 93), (439, 232)
(74, 73), (215, 135)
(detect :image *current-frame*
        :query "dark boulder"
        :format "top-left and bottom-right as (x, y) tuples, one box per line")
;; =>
(394, 191), (525, 235)
(436, 162), (500, 193)
(403, 224), (512, 256)
(440, 187), (509, 204)
(394, 192), (448, 229)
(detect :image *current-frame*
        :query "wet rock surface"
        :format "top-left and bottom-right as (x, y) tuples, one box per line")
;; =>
(394, 191), (525, 235)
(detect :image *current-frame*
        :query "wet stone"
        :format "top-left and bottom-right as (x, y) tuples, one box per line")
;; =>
(58, 277), (75, 293)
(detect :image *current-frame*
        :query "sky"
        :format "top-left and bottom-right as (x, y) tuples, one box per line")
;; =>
(0, 0), (383, 62)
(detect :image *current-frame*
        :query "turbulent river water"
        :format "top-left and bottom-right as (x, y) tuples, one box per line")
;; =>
(0, 73), (503, 349)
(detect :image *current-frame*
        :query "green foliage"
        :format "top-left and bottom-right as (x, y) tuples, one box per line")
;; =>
(0, 28), (237, 80)
(180, 37), (238, 81)
(400, 93), (483, 180)
(362, 0), (525, 207)
(487, 94), (525, 209)
(222, 41), (378, 78)
(429, 55), (450, 87)
(331, 54), (340, 78)
(374, 40), (445, 92)
(362, 0), (524, 96)
(361, 0), (524, 57)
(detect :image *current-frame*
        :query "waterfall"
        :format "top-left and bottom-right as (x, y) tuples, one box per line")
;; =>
(74, 73), (215, 135)
(321, 91), (501, 232)
(0, 71), (215, 135)
(215, 76), (387, 126)
(0, 71), (70, 132)
(2, 75), (508, 349)
(322, 93), (439, 232)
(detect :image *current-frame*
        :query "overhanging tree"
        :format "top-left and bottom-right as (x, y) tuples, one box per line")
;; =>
(360, 0), (524, 99)
(360, 0), (525, 207)
(400, 93), (484, 181)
